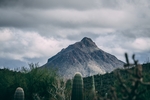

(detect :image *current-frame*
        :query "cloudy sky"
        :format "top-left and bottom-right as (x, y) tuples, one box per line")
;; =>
(0, 0), (150, 69)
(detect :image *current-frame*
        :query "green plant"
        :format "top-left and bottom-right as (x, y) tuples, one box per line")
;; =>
(14, 87), (24, 100)
(85, 76), (97, 100)
(71, 72), (84, 100)
(48, 78), (65, 100)
(91, 76), (97, 100)
(65, 79), (72, 100)
(107, 53), (150, 100)
(24, 63), (58, 100)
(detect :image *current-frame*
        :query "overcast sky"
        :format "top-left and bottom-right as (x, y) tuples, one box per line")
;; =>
(0, 0), (150, 69)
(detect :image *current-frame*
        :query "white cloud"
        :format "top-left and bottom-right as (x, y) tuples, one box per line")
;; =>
(0, 0), (150, 68)
(0, 29), (12, 41)
(95, 33), (150, 62)
(95, 34), (126, 62)
(0, 28), (74, 62)
(131, 38), (150, 52)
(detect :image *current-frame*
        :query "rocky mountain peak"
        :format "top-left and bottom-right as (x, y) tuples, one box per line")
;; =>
(81, 37), (97, 47)
(42, 37), (124, 78)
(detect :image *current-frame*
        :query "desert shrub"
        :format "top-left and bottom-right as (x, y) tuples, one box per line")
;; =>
(0, 63), (58, 100)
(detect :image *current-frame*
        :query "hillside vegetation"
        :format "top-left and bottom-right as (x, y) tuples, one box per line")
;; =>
(0, 54), (150, 100)
(0, 63), (58, 100)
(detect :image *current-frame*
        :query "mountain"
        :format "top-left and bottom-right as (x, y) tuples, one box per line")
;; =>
(42, 37), (124, 78)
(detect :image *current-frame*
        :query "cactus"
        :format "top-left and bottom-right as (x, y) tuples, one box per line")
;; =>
(116, 53), (150, 100)
(71, 72), (84, 100)
(86, 76), (97, 100)
(91, 76), (97, 100)
(106, 53), (150, 100)
(14, 87), (24, 100)
(65, 79), (72, 100)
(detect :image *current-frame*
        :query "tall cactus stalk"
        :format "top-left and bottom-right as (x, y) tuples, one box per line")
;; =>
(85, 76), (97, 100)
(65, 79), (72, 100)
(14, 87), (24, 100)
(71, 72), (84, 100)
(90, 76), (97, 100)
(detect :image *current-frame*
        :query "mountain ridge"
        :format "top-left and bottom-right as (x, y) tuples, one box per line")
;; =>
(42, 37), (124, 78)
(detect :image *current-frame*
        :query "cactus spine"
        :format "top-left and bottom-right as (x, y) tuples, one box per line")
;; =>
(71, 72), (83, 100)
(14, 87), (24, 100)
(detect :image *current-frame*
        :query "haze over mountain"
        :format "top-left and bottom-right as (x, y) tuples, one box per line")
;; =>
(42, 37), (124, 78)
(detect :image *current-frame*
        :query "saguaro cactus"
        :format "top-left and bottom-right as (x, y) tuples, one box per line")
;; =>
(71, 72), (84, 100)
(14, 87), (24, 100)
(85, 76), (97, 100)
(90, 76), (97, 100)
(65, 79), (72, 100)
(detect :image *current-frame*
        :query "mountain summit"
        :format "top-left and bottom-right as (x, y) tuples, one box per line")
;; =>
(42, 37), (124, 78)
(81, 37), (97, 47)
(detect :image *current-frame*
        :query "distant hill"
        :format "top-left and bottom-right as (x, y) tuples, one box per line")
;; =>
(42, 37), (124, 78)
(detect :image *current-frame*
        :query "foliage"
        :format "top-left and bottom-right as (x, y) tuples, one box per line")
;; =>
(1, 56), (150, 100)
(96, 53), (150, 100)
(83, 54), (150, 100)
(48, 77), (66, 100)
(113, 53), (150, 100)
(0, 63), (58, 100)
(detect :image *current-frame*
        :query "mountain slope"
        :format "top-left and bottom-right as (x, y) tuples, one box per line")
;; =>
(42, 37), (124, 78)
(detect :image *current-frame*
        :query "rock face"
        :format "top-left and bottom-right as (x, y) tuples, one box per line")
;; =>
(42, 37), (124, 78)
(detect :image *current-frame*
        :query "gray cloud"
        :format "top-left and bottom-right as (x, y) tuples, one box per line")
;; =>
(0, 0), (150, 34)
(0, 0), (150, 68)
(0, 0), (101, 10)
(1, 0), (149, 10)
